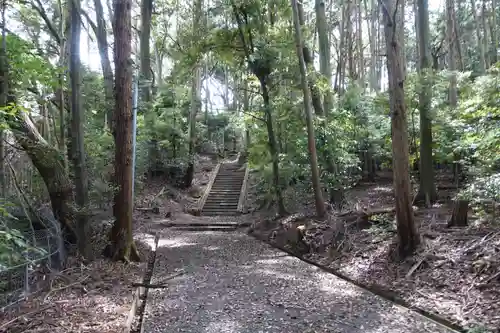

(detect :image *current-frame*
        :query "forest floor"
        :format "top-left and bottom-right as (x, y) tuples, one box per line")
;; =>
(141, 229), (455, 333)
(2, 158), (499, 333)
(0, 154), (221, 333)
(249, 171), (500, 332)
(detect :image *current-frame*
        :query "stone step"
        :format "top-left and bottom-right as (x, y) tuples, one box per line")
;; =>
(203, 204), (239, 209)
(201, 211), (240, 216)
(212, 183), (243, 186)
(213, 178), (245, 182)
(159, 221), (240, 227)
(204, 204), (238, 209)
(210, 187), (242, 191)
(169, 225), (239, 231)
(205, 197), (239, 201)
(204, 198), (239, 202)
(217, 170), (245, 175)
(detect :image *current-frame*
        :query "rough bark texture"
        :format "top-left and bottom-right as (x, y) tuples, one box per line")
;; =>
(140, 0), (153, 102)
(470, 0), (486, 73)
(491, 0), (498, 64)
(296, 1), (324, 116)
(184, 0), (203, 188)
(107, 0), (140, 262)
(261, 79), (286, 216)
(9, 111), (77, 244)
(292, 0), (326, 218)
(382, 0), (420, 257)
(446, 0), (458, 106)
(70, 0), (90, 258)
(93, 0), (114, 130)
(0, 5), (6, 198)
(415, 0), (437, 206)
(447, 200), (469, 227)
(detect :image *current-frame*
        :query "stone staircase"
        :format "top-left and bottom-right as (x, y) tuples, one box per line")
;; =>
(201, 161), (246, 216)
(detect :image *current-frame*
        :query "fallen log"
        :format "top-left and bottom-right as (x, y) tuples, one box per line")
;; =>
(337, 207), (395, 229)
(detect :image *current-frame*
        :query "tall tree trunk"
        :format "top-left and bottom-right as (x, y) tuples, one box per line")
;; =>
(57, 0), (68, 172)
(491, 0), (498, 63)
(356, 0), (365, 87)
(447, 0), (458, 106)
(261, 79), (286, 215)
(381, 0), (420, 257)
(415, 0), (437, 206)
(0, 2), (6, 198)
(315, 0), (344, 206)
(336, 0), (347, 93)
(316, 0), (332, 113)
(106, 0), (140, 262)
(292, 0), (326, 218)
(346, 1), (355, 80)
(243, 76), (250, 150)
(140, 0), (153, 102)
(481, 3), (490, 66)
(70, 0), (90, 258)
(93, 0), (114, 130)
(470, 0), (486, 73)
(366, 0), (379, 91)
(297, 1), (323, 116)
(184, 0), (203, 188)
(154, 42), (163, 86)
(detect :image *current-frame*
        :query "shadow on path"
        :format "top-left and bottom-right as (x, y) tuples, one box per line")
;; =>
(142, 231), (456, 333)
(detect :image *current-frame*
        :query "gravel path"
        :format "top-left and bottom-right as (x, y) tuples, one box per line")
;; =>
(143, 230), (456, 333)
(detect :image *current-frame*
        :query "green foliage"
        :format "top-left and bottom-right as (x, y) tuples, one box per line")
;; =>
(0, 206), (47, 270)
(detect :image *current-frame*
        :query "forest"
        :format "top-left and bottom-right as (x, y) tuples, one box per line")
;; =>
(0, 0), (498, 331)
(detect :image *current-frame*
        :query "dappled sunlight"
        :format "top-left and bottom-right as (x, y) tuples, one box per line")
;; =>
(255, 267), (299, 280)
(204, 318), (242, 333)
(203, 246), (221, 251)
(134, 232), (157, 249)
(313, 271), (362, 298)
(157, 237), (198, 248)
(370, 186), (393, 194)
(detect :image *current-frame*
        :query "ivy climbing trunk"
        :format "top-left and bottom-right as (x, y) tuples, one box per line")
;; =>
(106, 0), (140, 262)
(382, 0), (420, 258)
(69, 0), (90, 258)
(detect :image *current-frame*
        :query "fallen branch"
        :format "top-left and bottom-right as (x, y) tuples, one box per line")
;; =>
(43, 275), (90, 302)
(131, 270), (185, 288)
(406, 257), (426, 278)
(135, 207), (160, 214)
(0, 305), (52, 331)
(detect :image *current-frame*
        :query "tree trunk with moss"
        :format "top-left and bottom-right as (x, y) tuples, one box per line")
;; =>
(105, 0), (140, 262)
(9, 111), (78, 244)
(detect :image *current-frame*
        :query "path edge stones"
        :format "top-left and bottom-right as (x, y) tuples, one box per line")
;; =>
(124, 233), (160, 333)
(247, 229), (466, 333)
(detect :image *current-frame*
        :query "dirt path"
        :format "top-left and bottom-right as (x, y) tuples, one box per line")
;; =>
(142, 230), (457, 333)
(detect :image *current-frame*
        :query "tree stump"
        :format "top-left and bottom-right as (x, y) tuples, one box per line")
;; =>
(447, 200), (469, 227)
